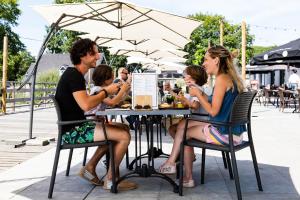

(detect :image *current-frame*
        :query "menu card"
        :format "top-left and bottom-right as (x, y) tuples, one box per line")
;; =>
(132, 73), (158, 109)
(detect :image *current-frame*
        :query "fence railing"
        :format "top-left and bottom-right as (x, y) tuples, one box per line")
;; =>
(1, 81), (56, 114)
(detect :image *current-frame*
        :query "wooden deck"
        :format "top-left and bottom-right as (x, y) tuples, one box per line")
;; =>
(0, 108), (57, 172)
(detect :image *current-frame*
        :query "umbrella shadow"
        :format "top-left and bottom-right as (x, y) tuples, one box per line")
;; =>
(8, 153), (300, 200)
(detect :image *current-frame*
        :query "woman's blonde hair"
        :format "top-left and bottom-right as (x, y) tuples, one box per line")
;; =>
(207, 45), (244, 93)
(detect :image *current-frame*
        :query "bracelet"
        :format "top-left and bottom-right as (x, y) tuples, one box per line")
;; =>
(100, 89), (108, 98)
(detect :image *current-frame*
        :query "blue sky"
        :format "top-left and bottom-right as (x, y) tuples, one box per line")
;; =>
(13, 0), (300, 57)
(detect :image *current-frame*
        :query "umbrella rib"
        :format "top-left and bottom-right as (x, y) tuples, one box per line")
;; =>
(59, 4), (120, 29)
(85, 3), (121, 27)
(124, 3), (188, 40)
(59, 3), (118, 26)
(121, 8), (153, 27)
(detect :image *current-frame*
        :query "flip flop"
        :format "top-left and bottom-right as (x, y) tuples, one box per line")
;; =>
(78, 167), (104, 186)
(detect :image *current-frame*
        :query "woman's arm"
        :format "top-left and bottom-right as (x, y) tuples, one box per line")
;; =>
(190, 75), (228, 117)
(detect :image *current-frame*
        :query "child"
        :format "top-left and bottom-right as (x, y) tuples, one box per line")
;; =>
(85, 64), (131, 116)
(167, 65), (209, 139)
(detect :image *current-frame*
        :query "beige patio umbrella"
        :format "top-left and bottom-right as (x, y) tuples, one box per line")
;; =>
(82, 33), (188, 50)
(33, 0), (201, 46)
(23, 0), (201, 139)
(108, 48), (188, 60)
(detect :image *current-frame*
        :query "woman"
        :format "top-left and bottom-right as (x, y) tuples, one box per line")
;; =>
(160, 46), (245, 188)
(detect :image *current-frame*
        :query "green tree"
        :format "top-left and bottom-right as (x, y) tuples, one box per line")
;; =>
(0, 0), (35, 81)
(185, 13), (254, 67)
(252, 45), (276, 56)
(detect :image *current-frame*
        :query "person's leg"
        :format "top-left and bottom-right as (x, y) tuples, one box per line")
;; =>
(85, 145), (108, 175)
(183, 146), (194, 181)
(168, 123), (178, 138)
(165, 120), (206, 165)
(94, 123), (131, 180)
(181, 125), (207, 187)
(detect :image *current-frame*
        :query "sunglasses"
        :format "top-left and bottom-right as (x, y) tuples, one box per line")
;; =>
(122, 72), (128, 75)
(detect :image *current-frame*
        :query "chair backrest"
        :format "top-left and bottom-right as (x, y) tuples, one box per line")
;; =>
(230, 91), (257, 124)
(49, 95), (62, 122)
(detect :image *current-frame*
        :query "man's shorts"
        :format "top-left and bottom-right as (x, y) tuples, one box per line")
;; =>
(203, 124), (243, 146)
(62, 122), (95, 144)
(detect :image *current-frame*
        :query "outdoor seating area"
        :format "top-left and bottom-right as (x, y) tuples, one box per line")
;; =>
(2, 1), (300, 200)
(253, 86), (299, 113)
(1, 103), (300, 200)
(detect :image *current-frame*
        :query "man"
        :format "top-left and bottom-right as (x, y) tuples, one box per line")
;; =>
(114, 67), (129, 83)
(55, 38), (136, 190)
(113, 67), (136, 130)
(288, 69), (300, 90)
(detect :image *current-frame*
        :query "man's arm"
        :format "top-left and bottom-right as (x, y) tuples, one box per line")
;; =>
(73, 83), (120, 111)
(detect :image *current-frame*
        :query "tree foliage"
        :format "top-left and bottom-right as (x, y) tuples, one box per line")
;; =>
(252, 45), (276, 56)
(185, 13), (255, 67)
(0, 0), (35, 81)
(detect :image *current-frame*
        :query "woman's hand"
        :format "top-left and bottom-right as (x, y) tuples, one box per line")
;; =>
(189, 86), (202, 97)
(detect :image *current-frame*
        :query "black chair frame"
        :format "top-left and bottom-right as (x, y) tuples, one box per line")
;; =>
(48, 96), (116, 198)
(179, 91), (263, 200)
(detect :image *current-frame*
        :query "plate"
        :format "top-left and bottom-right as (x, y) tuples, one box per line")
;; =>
(120, 104), (131, 109)
(159, 106), (188, 110)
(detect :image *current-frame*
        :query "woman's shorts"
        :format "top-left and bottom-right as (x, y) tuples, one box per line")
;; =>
(203, 124), (243, 146)
(62, 122), (95, 144)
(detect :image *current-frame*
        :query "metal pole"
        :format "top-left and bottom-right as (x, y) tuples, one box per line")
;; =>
(28, 70), (37, 139)
(18, 15), (65, 140)
(241, 20), (247, 81)
(220, 20), (224, 46)
(2, 35), (8, 114)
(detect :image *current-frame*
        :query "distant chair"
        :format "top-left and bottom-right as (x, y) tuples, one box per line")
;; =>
(48, 96), (116, 198)
(278, 88), (296, 112)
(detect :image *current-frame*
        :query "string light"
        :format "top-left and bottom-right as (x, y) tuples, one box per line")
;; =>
(250, 24), (299, 32)
(19, 36), (42, 42)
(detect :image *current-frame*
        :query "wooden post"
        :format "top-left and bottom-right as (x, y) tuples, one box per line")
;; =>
(220, 20), (224, 46)
(241, 20), (247, 80)
(2, 35), (8, 114)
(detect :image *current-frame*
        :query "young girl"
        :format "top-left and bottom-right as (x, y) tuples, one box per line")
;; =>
(160, 46), (245, 188)
(167, 65), (208, 139)
(84, 64), (137, 190)
(86, 64), (131, 115)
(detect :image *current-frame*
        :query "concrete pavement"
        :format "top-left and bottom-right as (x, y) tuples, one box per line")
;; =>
(0, 104), (300, 200)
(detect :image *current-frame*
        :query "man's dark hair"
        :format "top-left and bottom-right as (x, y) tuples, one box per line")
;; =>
(69, 38), (97, 65)
(92, 64), (113, 86)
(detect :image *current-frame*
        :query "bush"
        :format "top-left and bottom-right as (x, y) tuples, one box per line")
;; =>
(37, 69), (59, 83)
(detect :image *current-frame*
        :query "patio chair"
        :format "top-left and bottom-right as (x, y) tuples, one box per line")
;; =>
(278, 88), (296, 112)
(178, 91), (263, 200)
(48, 96), (116, 198)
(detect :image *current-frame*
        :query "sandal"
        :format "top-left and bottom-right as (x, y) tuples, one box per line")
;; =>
(78, 167), (103, 186)
(176, 179), (195, 188)
(159, 163), (176, 174)
(103, 178), (138, 191)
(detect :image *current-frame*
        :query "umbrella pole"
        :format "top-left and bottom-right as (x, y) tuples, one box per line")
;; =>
(17, 15), (65, 144)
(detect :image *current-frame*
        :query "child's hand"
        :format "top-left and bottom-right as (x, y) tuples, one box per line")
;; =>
(120, 81), (131, 92)
(105, 83), (120, 95)
(126, 74), (132, 84)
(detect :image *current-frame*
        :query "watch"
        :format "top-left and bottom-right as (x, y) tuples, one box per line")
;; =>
(100, 89), (108, 98)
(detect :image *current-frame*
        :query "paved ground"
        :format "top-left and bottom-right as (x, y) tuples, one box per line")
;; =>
(0, 104), (300, 200)
(0, 108), (57, 173)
